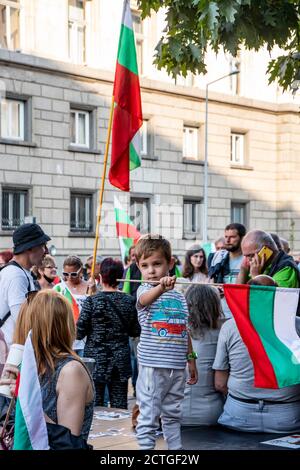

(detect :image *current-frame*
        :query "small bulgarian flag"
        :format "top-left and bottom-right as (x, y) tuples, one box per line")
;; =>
(13, 332), (49, 450)
(224, 284), (300, 389)
(108, 0), (143, 192)
(114, 196), (140, 261)
(53, 282), (80, 322)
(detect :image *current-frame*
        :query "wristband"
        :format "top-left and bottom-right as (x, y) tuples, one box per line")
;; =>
(187, 351), (198, 361)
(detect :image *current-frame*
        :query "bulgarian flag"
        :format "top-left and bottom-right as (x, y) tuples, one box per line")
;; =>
(53, 282), (80, 322)
(108, 0), (143, 192)
(114, 196), (140, 261)
(13, 332), (49, 450)
(224, 284), (300, 389)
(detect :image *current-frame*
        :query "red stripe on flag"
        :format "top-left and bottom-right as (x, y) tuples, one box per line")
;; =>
(116, 222), (140, 243)
(72, 297), (80, 323)
(224, 284), (278, 389)
(14, 371), (21, 398)
(109, 62), (142, 192)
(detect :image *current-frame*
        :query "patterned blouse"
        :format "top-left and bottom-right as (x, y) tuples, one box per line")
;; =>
(76, 291), (140, 383)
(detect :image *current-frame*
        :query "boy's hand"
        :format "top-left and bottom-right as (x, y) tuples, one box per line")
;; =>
(160, 275), (176, 293)
(187, 360), (198, 385)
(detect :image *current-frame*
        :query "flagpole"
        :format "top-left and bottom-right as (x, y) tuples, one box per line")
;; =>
(116, 279), (224, 287)
(91, 95), (115, 279)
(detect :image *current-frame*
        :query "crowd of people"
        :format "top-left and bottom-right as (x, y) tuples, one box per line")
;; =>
(0, 221), (300, 449)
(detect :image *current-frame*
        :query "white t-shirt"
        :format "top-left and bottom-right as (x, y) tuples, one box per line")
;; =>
(0, 264), (35, 347)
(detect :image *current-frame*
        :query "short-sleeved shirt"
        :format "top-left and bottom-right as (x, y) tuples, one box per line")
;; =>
(137, 283), (188, 369)
(0, 264), (35, 347)
(213, 318), (300, 401)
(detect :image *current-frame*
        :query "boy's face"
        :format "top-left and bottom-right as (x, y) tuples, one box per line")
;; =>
(137, 251), (173, 282)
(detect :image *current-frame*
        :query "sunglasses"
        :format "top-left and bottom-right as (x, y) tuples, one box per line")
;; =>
(44, 265), (57, 270)
(25, 290), (39, 304)
(62, 268), (81, 278)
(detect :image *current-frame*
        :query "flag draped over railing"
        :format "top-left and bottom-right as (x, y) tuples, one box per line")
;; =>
(224, 284), (300, 389)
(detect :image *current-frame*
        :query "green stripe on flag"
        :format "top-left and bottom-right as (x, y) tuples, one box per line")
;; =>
(130, 142), (141, 170)
(117, 25), (138, 75)
(13, 399), (33, 450)
(250, 286), (300, 387)
(115, 208), (132, 225)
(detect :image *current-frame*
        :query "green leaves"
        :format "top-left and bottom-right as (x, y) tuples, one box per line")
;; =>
(138, 0), (300, 91)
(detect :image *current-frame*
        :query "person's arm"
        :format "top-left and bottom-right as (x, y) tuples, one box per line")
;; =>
(236, 256), (250, 284)
(214, 370), (229, 395)
(186, 333), (198, 385)
(139, 276), (176, 307)
(56, 360), (92, 436)
(76, 296), (93, 340)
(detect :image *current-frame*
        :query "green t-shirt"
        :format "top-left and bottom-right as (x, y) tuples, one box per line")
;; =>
(264, 266), (299, 288)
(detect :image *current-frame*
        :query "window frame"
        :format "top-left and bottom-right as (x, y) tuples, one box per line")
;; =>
(230, 132), (245, 165)
(131, 8), (144, 75)
(0, 97), (25, 141)
(70, 108), (90, 148)
(0, 0), (20, 51)
(230, 201), (248, 226)
(68, 0), (86, 64)
(130, 196), (150, 234)
(183, 125), (199, 160)
(70, 191), (93, 234)
(183, 199), (202, 240)
(1, 186), (29, 231)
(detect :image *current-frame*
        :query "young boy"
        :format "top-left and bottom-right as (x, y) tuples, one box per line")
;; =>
(134, 234), (198, 450)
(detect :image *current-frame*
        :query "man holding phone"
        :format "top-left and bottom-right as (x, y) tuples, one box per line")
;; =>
(237, 229), (299, 287)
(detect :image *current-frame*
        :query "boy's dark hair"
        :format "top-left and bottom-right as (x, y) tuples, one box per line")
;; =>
(225, 223), (246, 238)
(135, 234), (172, 263)
(100, 258), (124, 287)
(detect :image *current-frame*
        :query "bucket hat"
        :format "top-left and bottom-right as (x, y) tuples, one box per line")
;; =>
(13, 223), (51, 254)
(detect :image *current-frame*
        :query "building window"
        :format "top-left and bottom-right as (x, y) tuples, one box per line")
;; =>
(140, 120), (148, 156)
(230, 132), (244, 164)
(132, 10), (144, 74)
(2, 188), (28, 230)
(228, 54), (240, 95)
(183, 126), (198, 160)
(231, 202), (246, 225)
(0, 98), (24, 140)
(0, 0), (20, 50)
(68, 0), (86, 64)
(70, 192), (93, 233)
(183, 200), (201, 239)
(130, 197), (150, 233)
(70, 109), (89, 147)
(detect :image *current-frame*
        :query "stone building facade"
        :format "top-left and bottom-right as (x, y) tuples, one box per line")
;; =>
(0, 0), (299, 265)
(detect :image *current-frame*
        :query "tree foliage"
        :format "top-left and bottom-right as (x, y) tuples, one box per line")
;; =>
(137, 0), (300, 92)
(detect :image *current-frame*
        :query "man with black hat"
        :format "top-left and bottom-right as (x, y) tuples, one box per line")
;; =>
(0, 223), (50, 348)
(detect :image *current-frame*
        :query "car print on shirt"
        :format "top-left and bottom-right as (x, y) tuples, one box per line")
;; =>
(152, 317), (187, 338)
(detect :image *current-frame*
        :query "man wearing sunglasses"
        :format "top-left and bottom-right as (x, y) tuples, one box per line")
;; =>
(0, 223), (50, 348)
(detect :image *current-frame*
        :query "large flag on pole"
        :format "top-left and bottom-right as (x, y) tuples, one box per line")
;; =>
(13, 332), (49, 450)
(114, 196), (140, 261)
(108, 0), (143, 192)
(224, 284), (300, 389)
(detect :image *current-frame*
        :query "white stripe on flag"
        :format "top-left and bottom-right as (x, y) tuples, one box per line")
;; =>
(273, 289), (300, 364)
(122, 0), (133, 30)
(19, 332), (49, 450)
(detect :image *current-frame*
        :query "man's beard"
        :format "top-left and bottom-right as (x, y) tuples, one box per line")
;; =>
(226, 244), (240, 253)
